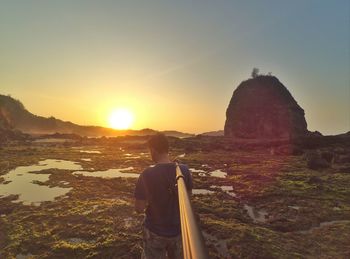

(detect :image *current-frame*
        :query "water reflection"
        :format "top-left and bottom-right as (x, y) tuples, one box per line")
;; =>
(210, 185), (236, 197)
(191, 168), (227, 178)
(0, 159), (81, 205)
(73, 167), (138, 178)
(190, 168), (206, 173)
(192, 189), (214, 195)
(244, 204), (268, 223)
(124, 153), (141, 159)
(209, 169), (227, 178)
(79, 150), (101, 154)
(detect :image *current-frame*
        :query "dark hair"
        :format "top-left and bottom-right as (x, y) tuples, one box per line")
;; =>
(147, 133), (169, 154)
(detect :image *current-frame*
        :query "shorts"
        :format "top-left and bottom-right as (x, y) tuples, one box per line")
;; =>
(141, 226), (182, 259)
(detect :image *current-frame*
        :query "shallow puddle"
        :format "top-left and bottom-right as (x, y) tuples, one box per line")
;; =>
(73, 167), (139, 178)
(58, 181), (70, 185)
(192, 189), (214, 195)
(209, 169), (227, 178)
(0, 159), (80, 205)
(79, 150), (101, 154)
(244, 204), (268, 223)
(211, 185), (236, 197)
(124, 153), (141, 159)
(288, 206), (300, 210)
(190, 168), (206, 173)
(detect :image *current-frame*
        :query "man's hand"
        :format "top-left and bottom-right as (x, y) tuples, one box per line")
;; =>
(135, 199), (147, 214)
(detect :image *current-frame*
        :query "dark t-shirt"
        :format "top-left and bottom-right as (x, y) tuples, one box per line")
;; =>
(134, 163), (193, 237)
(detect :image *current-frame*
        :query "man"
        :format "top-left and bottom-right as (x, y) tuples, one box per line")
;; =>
(134, 133), (193, 259)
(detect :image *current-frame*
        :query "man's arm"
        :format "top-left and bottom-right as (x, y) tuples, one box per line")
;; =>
(134, 173), (148, 213)
(135, 199), (147, 214)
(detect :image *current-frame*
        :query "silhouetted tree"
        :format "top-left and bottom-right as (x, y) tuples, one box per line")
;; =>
(251, 68), (259, 78)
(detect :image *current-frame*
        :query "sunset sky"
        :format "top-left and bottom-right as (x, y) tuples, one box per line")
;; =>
(0, 1), (349, 134)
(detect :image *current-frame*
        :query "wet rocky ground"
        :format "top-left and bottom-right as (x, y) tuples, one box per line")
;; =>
(0, 136), (349, 258)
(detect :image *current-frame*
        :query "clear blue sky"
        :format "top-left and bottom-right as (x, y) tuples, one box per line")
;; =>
(0, 0), (349, 134)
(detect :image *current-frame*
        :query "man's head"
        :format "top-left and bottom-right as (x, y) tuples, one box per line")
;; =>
(147, 133), (169, 162)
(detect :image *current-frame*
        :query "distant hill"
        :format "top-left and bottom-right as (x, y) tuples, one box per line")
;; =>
(199, 130), (224, 136)
(0, 101), (28, 142)
(0, 106), (12, 130)
(0, 94), (194, 138)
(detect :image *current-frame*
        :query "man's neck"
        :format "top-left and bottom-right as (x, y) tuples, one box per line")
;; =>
(155, 154), (171, 164)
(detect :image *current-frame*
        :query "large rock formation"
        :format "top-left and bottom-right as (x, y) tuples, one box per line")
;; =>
(224, 75), (308, 139)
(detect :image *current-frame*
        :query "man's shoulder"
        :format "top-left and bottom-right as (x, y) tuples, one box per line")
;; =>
(141, 165), (163, 176)
(141, 163), (190, 175)
(178, 163), (190, 173)
(141, 166), (155, 176)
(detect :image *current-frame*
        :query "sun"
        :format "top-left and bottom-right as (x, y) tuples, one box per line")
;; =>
(108, 108), (134, 130)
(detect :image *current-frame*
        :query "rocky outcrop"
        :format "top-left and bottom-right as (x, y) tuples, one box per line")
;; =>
(0, 106), (12, 130)
(305, 151), (331, 170)
(0, 111), (27, 142)
(224, 76), (308, 139)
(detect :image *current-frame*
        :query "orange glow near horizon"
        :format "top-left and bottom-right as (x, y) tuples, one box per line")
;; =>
(108, 108), (134, 130)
